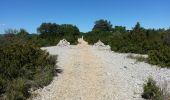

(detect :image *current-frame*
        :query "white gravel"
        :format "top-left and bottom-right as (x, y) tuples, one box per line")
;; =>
(31, 39), (170, 100)
(91, 47), (170, 100)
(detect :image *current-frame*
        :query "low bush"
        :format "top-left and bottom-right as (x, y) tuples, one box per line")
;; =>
(0, 39), (57, 99)
(84, 21), (170, 68)
(148, 47), (170, 68)
(84, 31), (113, 45)
(6, 78), (30, 100)
(142, 78), (170, 100)
(142, 78), (163, 100)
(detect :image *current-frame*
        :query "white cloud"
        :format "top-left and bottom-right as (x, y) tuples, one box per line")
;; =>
(0, 24), (6, 26)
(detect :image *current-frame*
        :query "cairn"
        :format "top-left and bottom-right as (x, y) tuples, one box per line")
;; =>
(57, 39), (70, 47)
(94, 40), (105, 47)
(94, 40), (111, 50)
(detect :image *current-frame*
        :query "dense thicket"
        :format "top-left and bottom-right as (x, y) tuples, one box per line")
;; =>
(37, 23), (80, 46)
(0, 34), (57, 99)
(148, 47), (170, 67)
(0, 23), (80, 47)
(92, 19), (112, 32)
(0, 22), (81, 99)
(84, 19), (170, 68)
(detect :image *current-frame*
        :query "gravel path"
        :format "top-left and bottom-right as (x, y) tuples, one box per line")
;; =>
(32, 39), (170, 100)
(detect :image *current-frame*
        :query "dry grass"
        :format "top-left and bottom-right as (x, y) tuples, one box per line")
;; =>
(127, 54), (147, 62)
(160, 80), (170, 100)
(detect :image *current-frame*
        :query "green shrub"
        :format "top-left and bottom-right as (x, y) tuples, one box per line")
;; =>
(0, 77), (6, 95)
(0, 40), (57, 99)
(84, 22), (166, 55)
(64, 35), (78, 45)
(148, 47), (170, 68)
(6, 78), (30, 100)
(142, 78), (163, 100)
(84, 31), (113, 45)
(33, 55), (57, 87)
(37, 23), (80, 46)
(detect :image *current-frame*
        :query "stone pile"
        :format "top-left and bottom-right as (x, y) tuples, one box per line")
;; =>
(94, 40), (111, 50)
(94, 40), (105, 47)
(57, 39), (70, 47)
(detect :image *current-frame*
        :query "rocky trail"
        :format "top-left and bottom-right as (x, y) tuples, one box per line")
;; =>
(32, 38), (170, 100)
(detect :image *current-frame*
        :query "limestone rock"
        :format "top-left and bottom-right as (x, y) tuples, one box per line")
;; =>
(57, 39), (70, 47)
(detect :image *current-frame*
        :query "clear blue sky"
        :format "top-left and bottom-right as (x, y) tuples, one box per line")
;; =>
(0, 0), (170, 33)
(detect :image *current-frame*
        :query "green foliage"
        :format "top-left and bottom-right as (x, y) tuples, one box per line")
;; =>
(60, 24), (80, 36)
(148, 47), (170, 68)
(6, 78), (29, 100)
(0, 39), (57, 99)
(0, 20), (170, 99)
(142, 78), (163, 100)
(17, 29), (29, 39)
(37, 23), (80, 46)
(37, 23), (61, 38)
(84, 21), (170, 67)
(113, 26), (126, 33)
(0, 77), (6, 95)
(84, 31), (113, 45)
(92, 19), (112, 32)
(85, 22), (164, 53)
(5, 29), (18, 35)
(130, 22), (146, 42)
(162, 29), (170, 46)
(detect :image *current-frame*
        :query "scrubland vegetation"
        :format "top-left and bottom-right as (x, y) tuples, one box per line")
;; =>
(84, 19), (170, 100)
(37, 23), (80, 46)
(142, 77), (163, 100)
(142, 77), (170, 100)
(0, 20), (170, 100)
(0, 37), (58, 99)
(0, 23), (80, 99)
(84, 19), (170, 68)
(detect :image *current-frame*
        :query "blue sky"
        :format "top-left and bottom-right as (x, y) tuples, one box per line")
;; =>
(0, 0), (170, 33)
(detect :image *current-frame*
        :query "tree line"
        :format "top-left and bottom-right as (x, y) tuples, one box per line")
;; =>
(84, 19), (170, 68)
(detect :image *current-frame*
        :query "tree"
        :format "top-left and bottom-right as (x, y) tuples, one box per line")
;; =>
(60, 24), (80, 36)
(37, 23), (61, 38)
(133, 22), (141, 31)
(4, 29), (18, 38)
(113, 26), (126, 33)
(37, 23), (80, 38)
(92, 19), (112, 32)
(17, 29), (29, 38)
(130, 22), (146, 41)
(162, 29), (170, 46)
(37, 23), (80, 45)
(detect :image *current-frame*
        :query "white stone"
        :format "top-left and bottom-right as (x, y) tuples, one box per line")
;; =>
(93, 40), (111, 51)
(57, 39), (70, 47)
